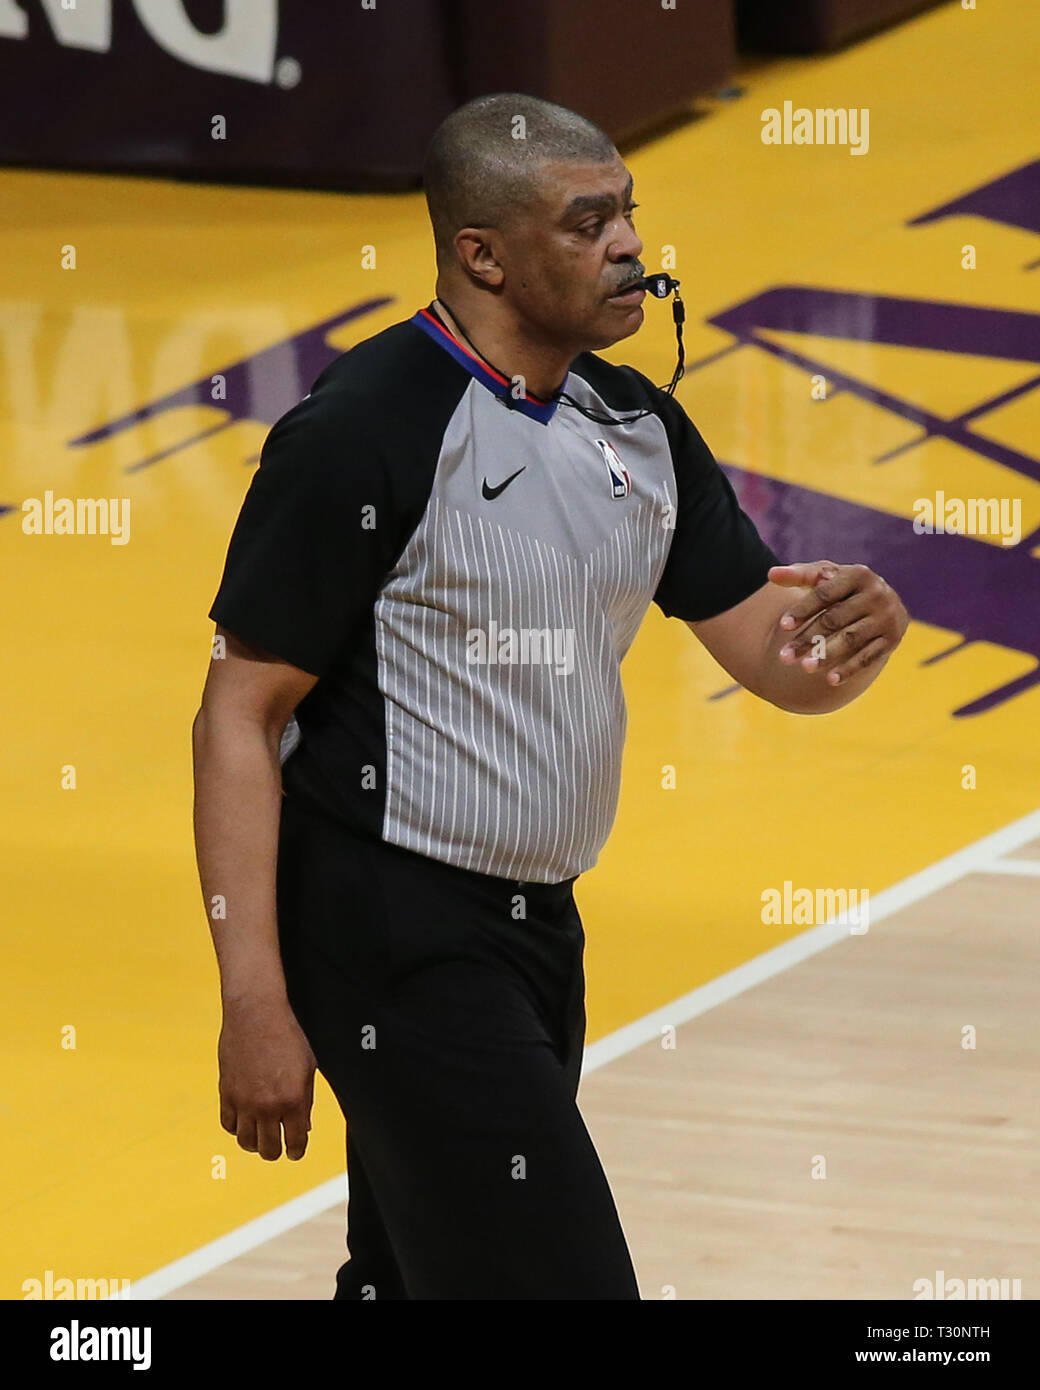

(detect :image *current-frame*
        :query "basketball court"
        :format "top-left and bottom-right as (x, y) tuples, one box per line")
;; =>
(3, 0), (1037, 1301)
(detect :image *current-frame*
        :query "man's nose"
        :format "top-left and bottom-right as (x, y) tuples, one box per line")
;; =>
(609, 218), (643, 262)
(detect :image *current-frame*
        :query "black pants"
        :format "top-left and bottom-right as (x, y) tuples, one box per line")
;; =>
(276, 793), (640, 1300)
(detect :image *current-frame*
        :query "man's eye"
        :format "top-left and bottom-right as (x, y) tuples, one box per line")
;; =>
(579, 203), (638, 236)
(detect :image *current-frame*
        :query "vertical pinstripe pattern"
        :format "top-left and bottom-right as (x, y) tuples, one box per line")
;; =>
(374, 376), (677, 883)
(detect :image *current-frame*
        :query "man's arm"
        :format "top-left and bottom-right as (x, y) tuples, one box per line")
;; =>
(686, 560), (909, 714)
(192, 626), (319, 1161)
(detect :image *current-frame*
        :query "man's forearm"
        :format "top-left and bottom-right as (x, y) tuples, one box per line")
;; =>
(192, 710), (288, 1005)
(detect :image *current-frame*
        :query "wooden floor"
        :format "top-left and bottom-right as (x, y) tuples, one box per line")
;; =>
(166, 844), (1040, 1300)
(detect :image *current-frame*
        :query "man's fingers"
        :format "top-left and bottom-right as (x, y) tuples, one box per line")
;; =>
(283, 1106), (311, 1161)
(220, 1031), (316, 1161)
(236, 1114), (259, 1155)
(256, 1115), (285, 1162)
(220, 1096), (237, 1136)
(828, 634), (890, 685)
(777, 591), (875, 662)
(767, 560), (839, 586)
(226, 1094), (311, 1160)
(770, 561), (860, 630)
(767, 559), (841, 590)
(782, 615), (883, 674)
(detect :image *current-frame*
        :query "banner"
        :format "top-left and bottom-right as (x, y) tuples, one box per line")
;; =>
(0, 0), (455, 189)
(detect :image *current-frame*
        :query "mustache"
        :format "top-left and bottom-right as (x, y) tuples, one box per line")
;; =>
(609, 264), (647, 295)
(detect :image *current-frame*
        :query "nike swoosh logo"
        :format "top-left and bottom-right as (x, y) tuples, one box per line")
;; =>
(481, 467), (526, 500)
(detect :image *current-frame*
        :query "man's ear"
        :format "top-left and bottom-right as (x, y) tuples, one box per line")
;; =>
(453, 228), (504, 288)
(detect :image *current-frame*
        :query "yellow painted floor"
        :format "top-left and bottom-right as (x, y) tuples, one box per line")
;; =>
(3, 0), (1038, 1296)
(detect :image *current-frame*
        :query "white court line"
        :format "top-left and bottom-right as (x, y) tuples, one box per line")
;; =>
(121, 804), (1040, 1300)
(583, 805), (1040, 1073)
(977, 858), (1040, 878)
(119, 1176), (347, 1301)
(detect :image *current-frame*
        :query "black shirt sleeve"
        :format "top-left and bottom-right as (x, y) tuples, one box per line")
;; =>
(647, 383), (781, 622)
(208, 389), (414, 678)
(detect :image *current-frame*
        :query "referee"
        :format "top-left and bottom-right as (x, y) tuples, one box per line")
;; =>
(192, 94), (908, 1300)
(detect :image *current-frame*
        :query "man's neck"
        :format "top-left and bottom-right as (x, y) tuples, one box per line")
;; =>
(432, 296), (574, 402)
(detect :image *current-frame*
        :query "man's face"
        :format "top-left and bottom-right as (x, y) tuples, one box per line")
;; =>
(496, 156), (647, 352)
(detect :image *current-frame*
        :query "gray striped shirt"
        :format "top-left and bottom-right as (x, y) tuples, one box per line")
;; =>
(210, 307), (779, 883)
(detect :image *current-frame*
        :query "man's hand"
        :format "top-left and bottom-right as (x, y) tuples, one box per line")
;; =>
(218, 994), (317, 1161)
(685, 558), (908, 714)
(768, 559), (909, 687)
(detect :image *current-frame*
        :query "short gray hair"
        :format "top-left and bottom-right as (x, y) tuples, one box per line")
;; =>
(422, 93), (617, 266)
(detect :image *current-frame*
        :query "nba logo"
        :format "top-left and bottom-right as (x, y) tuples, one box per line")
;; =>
(594, 439), (631, 499)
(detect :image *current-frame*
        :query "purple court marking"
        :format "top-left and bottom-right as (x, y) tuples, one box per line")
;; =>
(697, 217), (1040, 717)
(68, 297), (395, 470)
(722, 459), (1040, 718)
(909, 159), (1040, 239)
(708, 287), (1040, 487)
